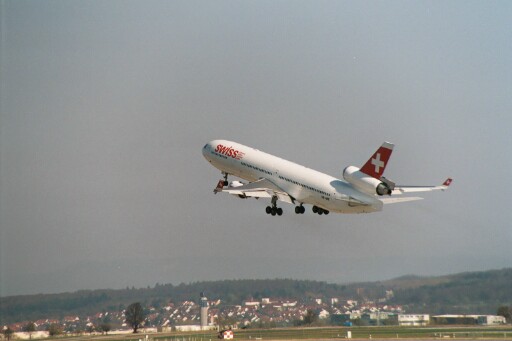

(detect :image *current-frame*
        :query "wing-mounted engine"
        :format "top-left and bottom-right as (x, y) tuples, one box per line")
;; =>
(229, 180), (244, 188)
(343, 166), (395, 196)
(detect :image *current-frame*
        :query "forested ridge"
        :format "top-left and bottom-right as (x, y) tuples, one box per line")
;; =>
(389, 268), (512, 314)
(1, 268), (511, 325)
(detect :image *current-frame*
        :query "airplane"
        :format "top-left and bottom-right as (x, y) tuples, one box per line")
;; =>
(202, 140), (452, 216)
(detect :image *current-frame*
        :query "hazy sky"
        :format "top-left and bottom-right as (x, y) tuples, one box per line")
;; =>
(1, 1), (511, 297)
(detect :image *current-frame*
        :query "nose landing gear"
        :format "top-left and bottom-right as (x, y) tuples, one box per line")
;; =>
(214, 172), (230, 194)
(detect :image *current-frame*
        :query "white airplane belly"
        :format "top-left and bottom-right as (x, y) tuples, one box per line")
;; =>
(329, 181), (383, 213)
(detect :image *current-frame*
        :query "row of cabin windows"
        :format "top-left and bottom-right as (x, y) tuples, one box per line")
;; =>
(240, 161), (272, 176)
(278, 175), (331, 197)
(238, 160), (331, 197)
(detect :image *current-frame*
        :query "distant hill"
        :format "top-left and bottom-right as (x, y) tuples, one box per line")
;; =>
(386, 268), (512, 314)
(1, 268), (511, 325)
(381, 274), (451, 289)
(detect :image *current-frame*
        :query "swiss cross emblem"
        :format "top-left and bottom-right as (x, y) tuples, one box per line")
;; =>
(371, 153), (385, 173)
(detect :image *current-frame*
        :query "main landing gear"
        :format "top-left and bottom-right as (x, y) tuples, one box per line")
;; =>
(266, 206), (283, 216)
(266, 196), (283, 216)
(295, 205), (305, 214)
(312, 205), (329, 215)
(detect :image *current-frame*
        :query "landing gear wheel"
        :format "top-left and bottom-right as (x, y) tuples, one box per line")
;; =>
(300, 206), (305, 214)
(222, 172), (229, 186)
(267, 195), (282, 217)
(266, 206), (271, 214)
(295, 206), (300, 214)
(312, 206), (328, 215)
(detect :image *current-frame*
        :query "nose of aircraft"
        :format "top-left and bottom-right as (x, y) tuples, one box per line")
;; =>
(202, 142), (211, 160)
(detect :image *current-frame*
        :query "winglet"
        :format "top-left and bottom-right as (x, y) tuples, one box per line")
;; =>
(441, 178), (453, 189)
(360, 142), (394, 179)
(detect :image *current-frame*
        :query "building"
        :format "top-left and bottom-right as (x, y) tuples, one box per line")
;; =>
(431, 315), (505, 325)
(319, 309), (330, 319)
(244, 301), (260, 307)
(200, 292), (209, 329)
(360, 312), (396, 326)
(331, 314), (352, 325)
(477, 315), (506, 325)
(398, 314), (430, 326)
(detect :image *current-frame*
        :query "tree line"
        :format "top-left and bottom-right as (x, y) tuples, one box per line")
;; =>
(1, 302), (147, 340)
(1, 268), (511, 325)
(390, 268), (512, 314)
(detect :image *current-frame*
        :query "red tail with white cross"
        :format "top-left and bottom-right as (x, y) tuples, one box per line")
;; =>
(360, 142), (394, 179)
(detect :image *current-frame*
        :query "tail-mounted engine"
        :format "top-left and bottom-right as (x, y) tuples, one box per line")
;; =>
(343, 166), (395, 196)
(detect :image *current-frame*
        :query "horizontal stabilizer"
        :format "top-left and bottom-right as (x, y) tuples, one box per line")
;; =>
(392, 178), (453, 195)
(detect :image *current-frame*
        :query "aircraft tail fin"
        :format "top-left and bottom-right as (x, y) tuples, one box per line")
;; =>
(360, 142), (394, 179)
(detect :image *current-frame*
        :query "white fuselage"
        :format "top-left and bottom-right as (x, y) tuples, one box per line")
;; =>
(202, 140), (383, 213)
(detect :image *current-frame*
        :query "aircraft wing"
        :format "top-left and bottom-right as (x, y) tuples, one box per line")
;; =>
(391, 178), (452, 195)
(217, 178), (295, 204)
(380, 197), (424, 204)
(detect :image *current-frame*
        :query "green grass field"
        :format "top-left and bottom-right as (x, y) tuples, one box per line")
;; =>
(160, 327), (512, 341)
(74, 326), (512, 341)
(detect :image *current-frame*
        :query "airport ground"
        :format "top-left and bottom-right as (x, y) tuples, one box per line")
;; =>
(48, 325), (512, 341)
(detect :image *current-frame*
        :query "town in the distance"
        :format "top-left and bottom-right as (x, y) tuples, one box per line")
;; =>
(2, 289), (508, 340)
